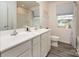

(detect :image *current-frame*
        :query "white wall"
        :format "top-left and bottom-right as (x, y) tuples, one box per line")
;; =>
(17, 7), (32, 28)
(77, 2), (79, 36)
(48, 2), (74, 44)
(39, 2), (49, 28)
(39, 2), (74, 44)
(76, 2), (79, 48)
(48, 3), (57, 35)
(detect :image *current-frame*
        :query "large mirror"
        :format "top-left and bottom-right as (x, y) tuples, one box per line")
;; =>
(17, 1), (40, 29)
(0, 1), (40, 31)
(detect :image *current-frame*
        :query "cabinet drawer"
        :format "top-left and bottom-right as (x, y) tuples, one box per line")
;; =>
(33, 36), (40, 45)
(2, 40), (31, 57)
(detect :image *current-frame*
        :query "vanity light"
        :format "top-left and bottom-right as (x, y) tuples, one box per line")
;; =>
(21, 4), (24, 7)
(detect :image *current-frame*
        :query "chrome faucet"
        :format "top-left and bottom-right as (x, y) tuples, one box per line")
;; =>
(11, 29), (18, 36)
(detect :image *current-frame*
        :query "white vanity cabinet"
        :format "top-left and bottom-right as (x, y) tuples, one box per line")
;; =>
(1, 40), (32, 57)
(40, 31), (51, 57)
(32, 36), (40, 57)
(1, 29), (51, 57)
(19, 36), (41, 57)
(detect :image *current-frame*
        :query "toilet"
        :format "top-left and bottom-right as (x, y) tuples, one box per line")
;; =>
(51, 36), (60, 47)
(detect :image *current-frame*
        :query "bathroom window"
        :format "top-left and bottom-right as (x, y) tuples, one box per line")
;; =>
(57, 15), (73, 28)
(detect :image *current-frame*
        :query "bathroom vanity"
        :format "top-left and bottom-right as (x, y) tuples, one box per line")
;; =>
(0, 28), (51, 57)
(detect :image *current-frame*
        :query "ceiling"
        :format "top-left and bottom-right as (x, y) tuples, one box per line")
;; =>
(17, 1), (39, 9)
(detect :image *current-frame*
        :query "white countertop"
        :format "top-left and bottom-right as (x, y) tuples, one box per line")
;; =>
(0, 28), (50, 53)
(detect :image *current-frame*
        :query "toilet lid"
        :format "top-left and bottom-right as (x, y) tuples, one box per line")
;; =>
(51, 36), (60, 41)
(51, 36), (60, 38)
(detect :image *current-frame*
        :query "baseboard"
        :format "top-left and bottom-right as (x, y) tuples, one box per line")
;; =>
(58, 41), (72, 45)
(46, 46), (52, 57)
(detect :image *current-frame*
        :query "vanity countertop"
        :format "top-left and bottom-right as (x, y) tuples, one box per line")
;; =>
(0, 28), (51, 53)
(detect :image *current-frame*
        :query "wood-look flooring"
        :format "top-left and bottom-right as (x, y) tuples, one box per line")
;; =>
(47, 42), (79, 57)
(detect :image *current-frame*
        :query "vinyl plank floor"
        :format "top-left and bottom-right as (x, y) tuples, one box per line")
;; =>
(47, 42), (79, 57)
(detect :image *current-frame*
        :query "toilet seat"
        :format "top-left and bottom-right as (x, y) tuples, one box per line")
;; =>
(51, 36), (59, 41)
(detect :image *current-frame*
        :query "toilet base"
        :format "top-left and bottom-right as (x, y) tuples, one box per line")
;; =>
(52, 41), (58, 47)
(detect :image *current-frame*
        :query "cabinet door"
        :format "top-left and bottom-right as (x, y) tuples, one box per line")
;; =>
(19, 49), (32, 57)
(0, 2), (8, 30)
(40, 32), (48, 57)
(33, 36), (40, 57)
(2, 40), (31, 57)
(40, 31), (51, 57)
(33, 43), (40, 57)
(41, 38), (47, 57)
(47, 31), (51, 52)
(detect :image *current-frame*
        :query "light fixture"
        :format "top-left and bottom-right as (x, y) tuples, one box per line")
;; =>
(21, 4), (24, 7)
